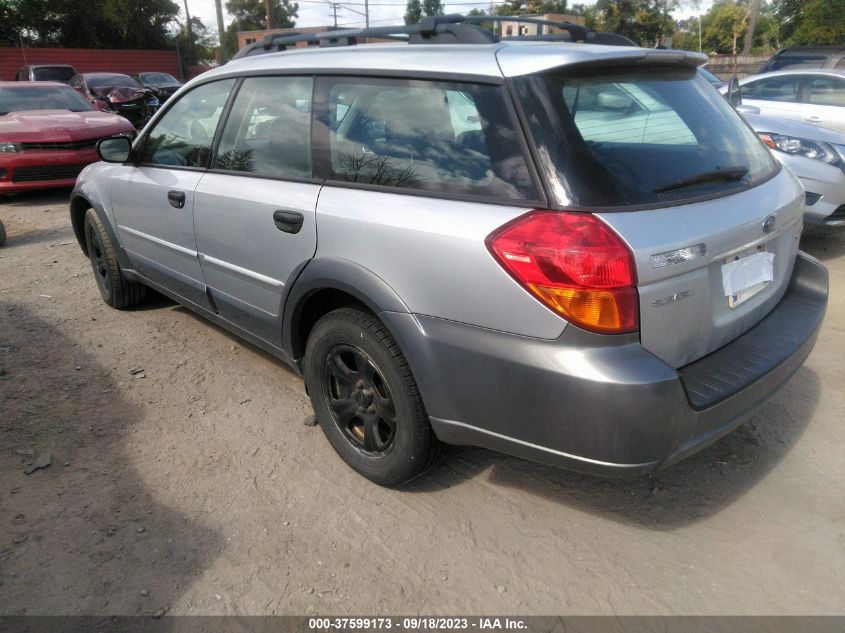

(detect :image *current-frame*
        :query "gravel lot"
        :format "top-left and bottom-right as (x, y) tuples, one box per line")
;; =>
(1, 190), (844, 616)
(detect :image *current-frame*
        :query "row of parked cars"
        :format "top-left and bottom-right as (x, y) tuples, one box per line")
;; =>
(0, 64), (182, 193)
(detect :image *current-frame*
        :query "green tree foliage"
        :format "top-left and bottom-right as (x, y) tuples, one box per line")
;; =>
(174, 17), (218, 69)
(777, 0), (845, 45)
(404, 0), (422, 24)
(222, 0), (299, 58)
(701, 0), (748, 54)
(421, 0), (444, 16)
(2, 0), (180, 49)
(592, 0), (677, 47)
(496, 0), (569, 15)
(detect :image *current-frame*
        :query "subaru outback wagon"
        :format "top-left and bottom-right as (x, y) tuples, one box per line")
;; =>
(69, 16), (828, 486)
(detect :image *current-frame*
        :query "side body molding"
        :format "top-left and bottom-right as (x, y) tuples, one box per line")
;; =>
(281, 257), (412, 360)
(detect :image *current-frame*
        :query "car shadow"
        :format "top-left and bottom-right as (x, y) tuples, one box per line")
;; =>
(412, 367), (820, 530)
(0, 302), (223, 615)
(0, 224), (76, 249)
(801, 232), (845, 262)
(0, 189), (73, 207)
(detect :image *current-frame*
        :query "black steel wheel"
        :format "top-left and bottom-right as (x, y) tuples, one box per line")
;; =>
(83, 209), (146, 309)
(304, 307), (445, 486)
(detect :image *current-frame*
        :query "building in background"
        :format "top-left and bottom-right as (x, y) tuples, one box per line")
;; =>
(498, 13), (586, 37)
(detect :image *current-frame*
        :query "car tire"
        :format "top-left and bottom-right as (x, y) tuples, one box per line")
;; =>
(304, 307), (445, 486)
(83, 209), (146, 309)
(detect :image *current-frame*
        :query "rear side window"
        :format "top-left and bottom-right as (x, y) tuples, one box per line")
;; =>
(213, 76), (313, 178)
(808, 75), (845, 107)
(741, 76), (801, 102)
(139, 79), (235, 168)
(515, 67), (778, 208)
(314, 77), (537, 201)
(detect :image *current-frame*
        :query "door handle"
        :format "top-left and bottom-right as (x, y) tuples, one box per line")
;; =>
(167, 190), (186, 209)
(273, 210), (304, 234)
(804, 115), (822, 123)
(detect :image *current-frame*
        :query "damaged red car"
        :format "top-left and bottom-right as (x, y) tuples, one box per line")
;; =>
(0, 82), (134, 193)
(69, 73), (159, 129)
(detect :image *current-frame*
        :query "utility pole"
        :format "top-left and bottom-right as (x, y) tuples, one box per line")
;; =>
(214, 0), (226, 62)
(265, 0), (273, 29)
(364, 0), (369, 28)
(742, 0), (761, 56)
(183, 0), (192, 40)
(330, 2), (339, 28)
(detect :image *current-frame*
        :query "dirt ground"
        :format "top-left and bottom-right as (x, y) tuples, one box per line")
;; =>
(1, 190), (843, 617)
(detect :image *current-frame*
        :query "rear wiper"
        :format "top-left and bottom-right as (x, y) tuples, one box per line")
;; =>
(652, 166), (749, 194)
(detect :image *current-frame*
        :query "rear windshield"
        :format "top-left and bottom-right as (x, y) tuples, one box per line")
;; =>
(0, 85), (93, 114)
(32, 66), (76, 82)
(515, 67), (778, 208)
(769, 54), (827, 71)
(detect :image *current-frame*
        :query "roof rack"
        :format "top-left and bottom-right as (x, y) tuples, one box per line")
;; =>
(230, 14), (636, 61)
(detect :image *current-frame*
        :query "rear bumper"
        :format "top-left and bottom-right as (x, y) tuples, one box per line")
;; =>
(382, 252), (828, 477)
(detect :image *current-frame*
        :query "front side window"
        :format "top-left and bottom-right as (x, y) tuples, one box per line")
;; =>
(213, 76), (313, 178)
(741, 76), (801, 102)
(316, 78), (537, 200)
(139, 79), (235, 168)
(515, 67), (778, 208)
(808, 75), (845, 107)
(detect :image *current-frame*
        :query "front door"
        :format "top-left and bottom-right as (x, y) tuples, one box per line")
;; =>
(193, 76), (319, 345)
(111, 78), (235, 308)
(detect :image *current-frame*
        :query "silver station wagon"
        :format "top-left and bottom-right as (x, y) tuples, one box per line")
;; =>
(70, 16), (828, 486)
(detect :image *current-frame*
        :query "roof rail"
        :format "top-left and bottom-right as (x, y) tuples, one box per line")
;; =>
(230, 14), (634, 61)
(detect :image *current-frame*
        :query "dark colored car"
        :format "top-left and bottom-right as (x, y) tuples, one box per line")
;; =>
(131, 72), (182, 103)
(69, 73), (159, 128)
(758, 46), (845, 74)
(15, 64), (78, 83)
(0, 81), (134, 193)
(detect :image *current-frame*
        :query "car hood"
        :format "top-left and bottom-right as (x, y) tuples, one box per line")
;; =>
(742, 112), (845, 144)
(0, 109), (134, 142)
(91, 86), (149, 103)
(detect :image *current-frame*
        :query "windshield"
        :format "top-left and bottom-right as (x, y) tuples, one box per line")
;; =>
(140, 73), (179, 85)
(32, 66), (76, 82)
(514, 67), (778, 208)
(0, 85), (94, 114)
(87, 74), (141, 90)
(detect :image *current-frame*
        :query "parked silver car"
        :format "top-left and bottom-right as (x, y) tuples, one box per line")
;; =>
(69, 17), (828, 485)
(742, 110), (845, 231)
(720, 69), (845, 134)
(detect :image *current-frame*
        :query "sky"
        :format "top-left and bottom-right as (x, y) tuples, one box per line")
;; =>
(186, 0), (715, 39)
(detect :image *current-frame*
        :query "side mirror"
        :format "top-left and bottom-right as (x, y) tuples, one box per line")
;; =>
(735, 104), (761, 116)
(97, 136), (132, 163)
(727, 75), (742, 108)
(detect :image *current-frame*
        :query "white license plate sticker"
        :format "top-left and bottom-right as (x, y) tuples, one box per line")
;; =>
(722, 250), (775, 308)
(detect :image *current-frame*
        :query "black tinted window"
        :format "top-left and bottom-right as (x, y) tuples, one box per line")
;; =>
(32, 67), (76, 82)
(315, 78), (537, 200)
(139, 79), (234, 168)
(515, 67), (777, 208)
(213, 76), (313, 178)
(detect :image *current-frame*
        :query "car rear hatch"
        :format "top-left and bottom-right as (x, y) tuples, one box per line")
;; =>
(508, 48), (804, 368)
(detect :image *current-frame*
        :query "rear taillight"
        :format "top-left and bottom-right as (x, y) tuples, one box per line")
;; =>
(486, 210), (639, 334)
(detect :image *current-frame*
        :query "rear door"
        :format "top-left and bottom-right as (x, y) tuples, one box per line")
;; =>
(740, 74), (807, 123)
(110, 78), (235, 308)
(193, 76), (320, 345)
